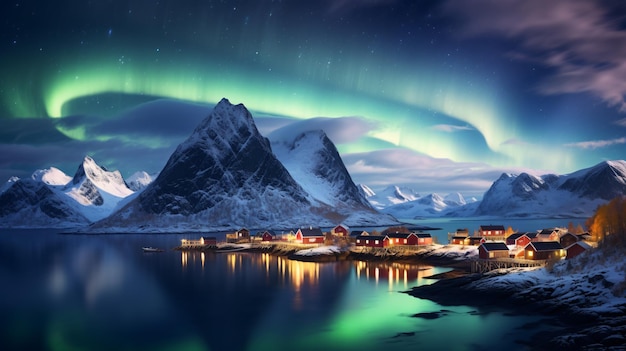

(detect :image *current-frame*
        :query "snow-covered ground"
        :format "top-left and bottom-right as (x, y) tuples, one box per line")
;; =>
(293, 245), (342, 257)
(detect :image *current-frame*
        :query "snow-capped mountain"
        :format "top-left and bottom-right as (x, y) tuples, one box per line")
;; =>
(476, 160), (626, 217)
(0, 157), (137, 227)
(361, 185), (420, 210)
(62, 156), (134, 222)
(381, 192), (476, 219)
(0, 176), (19, 195)
(0, 177), (90, 227)
(270, 129), (373, 210)
(126, 171), (157, 192)
(94, 98), (396, 232)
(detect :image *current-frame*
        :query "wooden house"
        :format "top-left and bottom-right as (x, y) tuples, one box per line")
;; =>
(468, 237), (486, 246)
(355, 235), (390, 248)
(536, 228), (562, 242)
(559, 232), (579, 248)
(505, 232), (524, 246)
(522, 241), (565, 260)
(180, 236), (217, 248)
(478, 225), (506, 241)
(331, 224), (350, 237)
(261, 230), (275, 242)
(506, 232), (533, 248)
(387, 232), (418, 246)
(451, 235), (470, 245)
(415, 232), (433, 245)
(295, 227), (325, 244)
(566, 241), (591, 259)
(226, 228), (251, 243)
(478, 242), (510, 259)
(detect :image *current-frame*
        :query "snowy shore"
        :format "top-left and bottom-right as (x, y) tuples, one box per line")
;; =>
(407, 250), (626, 350)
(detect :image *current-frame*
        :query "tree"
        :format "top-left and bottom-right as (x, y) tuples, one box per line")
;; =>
(587, 196), (626, 246)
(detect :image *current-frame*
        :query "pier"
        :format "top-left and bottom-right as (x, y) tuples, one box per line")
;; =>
(471, 258), (546, 273)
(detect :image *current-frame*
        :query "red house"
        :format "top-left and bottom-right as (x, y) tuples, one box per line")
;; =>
(296, 227), (325, 244)
(355, 235), (390, 248)
(565, 241), (591, 259)
(478, 242), (510, 259)
(261, 230), (275, 241)
(522, 241), (565, 260)
(387, 233), (418, 245)
(415, 233), (433, 245)
(507, 233), (532, 248)
(450, 236), (470, 245)
(331, 224), (350, 237)
(478, 225), (506, 241)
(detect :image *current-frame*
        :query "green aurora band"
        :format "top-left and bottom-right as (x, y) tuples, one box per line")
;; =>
(2, 48), (575, 170)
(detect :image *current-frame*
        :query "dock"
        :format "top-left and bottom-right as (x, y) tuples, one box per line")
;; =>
(471, 258), (546, 273)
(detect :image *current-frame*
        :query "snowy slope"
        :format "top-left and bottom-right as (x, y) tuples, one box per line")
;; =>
(0, 176), (19, 195)
(31, 167), (72, 186)
(270, 129), (373, 209)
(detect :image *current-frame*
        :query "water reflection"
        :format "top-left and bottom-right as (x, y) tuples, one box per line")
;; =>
(353, 261), (436, 290)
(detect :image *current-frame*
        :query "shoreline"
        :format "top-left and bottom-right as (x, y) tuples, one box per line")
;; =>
(407, 271), (626, 350)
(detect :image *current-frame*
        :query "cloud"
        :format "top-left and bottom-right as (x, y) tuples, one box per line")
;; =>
(500, 138), (527, 146)
(564, 137), (626, 150)
(444, 0), (626, 112)
(341, 148), (525, 198)
(431, 124), (474, 133)
(267, 116), (378, 144)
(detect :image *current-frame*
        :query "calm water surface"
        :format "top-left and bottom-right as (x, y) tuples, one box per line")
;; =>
(0, 228), (552, 351)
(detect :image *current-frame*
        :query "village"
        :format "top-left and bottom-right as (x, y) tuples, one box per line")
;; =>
(176, 223), (594, 272)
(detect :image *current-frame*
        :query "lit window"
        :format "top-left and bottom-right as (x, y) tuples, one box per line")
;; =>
(404, 239), (407, 244)
(528, 250), (533, 257)
(308, 238), (315, 243)
(366, 240), (369, 244)
(489, 252), (494, 258)
(356, 239), (360, 244)
(375, 240), (379, 245)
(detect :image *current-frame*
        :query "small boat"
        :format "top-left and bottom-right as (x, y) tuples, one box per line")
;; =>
(142, 247), (163, 252)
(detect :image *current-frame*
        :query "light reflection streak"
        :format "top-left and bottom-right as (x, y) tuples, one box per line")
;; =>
(353, 261), (434, 291)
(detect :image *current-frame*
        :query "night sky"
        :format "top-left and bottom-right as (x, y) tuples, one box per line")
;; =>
(2, 0), (626, 198)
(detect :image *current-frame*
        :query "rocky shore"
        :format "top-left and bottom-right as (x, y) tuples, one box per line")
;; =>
(407, 268), (626, 350)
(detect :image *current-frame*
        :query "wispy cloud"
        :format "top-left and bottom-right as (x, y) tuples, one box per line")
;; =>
(444, 0), (626, 112)
(564, 137), (626, 150)
(615, 118), (626, 127)
(431, 124), (474, 133)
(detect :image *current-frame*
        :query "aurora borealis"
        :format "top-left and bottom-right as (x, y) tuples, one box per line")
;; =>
(2, 0), (626, 197)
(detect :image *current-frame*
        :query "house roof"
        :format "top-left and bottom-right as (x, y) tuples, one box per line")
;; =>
(506, 233), (525, 240)
(480, 225), (505, 231)
(452, 235), (468, 240)
(334, 224), (349, 230)
(538, 228), (558, 235)
(479, 242), (509, 251)
(299, 227), (324, 237)
(350, 230), (366, 236)
(387, 233), (414, 239)
(201, 236), (217, 241)
(415, 232), (432, 238)
(527, 241), (563, 251)
(566, 241), (592, 250)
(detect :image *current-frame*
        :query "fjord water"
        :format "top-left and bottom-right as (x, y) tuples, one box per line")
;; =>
(0, 229), (552, 351)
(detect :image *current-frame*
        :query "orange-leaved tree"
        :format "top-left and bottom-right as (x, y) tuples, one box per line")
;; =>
(586, 196), (626, 246)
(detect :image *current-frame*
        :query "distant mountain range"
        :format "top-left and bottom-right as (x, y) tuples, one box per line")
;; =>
(1, 98), (625, 228)
(363, 160), (626, 219)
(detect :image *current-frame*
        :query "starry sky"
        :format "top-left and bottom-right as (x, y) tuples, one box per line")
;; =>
(2, 0), (626, 199)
